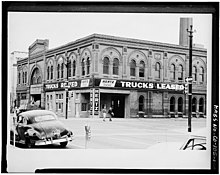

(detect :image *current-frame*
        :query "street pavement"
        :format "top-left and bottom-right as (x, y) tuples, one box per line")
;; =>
(8, 113), (206, 149)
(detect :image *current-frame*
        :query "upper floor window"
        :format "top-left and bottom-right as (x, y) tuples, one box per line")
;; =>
(113, 58), (119, 75)
(86, 58), (90, 75)
(57, 64), (60, 79)
(18, 72), (21, 84)
(178, 65), (183, 81)
(103, 57), (109, 74)
(130, 60), (136, 76)
(61, 63), (64, 78)
(171, 64), (175, 80)
(31, 67), (41, 85)
(155, 62), (161, 79)
(47, 66), (50, 80)
(192, 66), (197, 81)
(68, 60), (71, 78)
(81, 59), (85, 76)
(199, 67), (204, 83)
(72, 60), (76, 76)
(51, 66), (53, 79)
(139, 61), (145, 78)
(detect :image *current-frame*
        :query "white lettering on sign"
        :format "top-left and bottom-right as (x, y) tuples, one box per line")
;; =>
(81, 79), (90, 87)
(156, 83), (184, 91)
(45, 84), (59, 89)
(61, 82), (77, 88)
(121, 81), (154, 89)
(99, 79), (116, 87)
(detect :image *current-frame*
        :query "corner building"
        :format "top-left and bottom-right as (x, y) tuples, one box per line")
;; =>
(16, 33), (207, 118)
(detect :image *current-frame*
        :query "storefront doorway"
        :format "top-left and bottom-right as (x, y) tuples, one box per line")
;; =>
(111, 95), (125, 118)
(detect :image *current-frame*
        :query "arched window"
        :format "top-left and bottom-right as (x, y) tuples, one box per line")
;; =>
(47, 66), (50, 80)
(178, 65), (183, 81)
(155, 62), (161, 79)
(18, 72), (21, 84)
(199, 98), (204, 112)
(61, 63), (64, 78)
(113, 58), (119, 75)
(200, 67), (204, 83)
(192, 97), (197, 112)
(171, 64), (175, 80)
(81, 59), (85, 76)
(139, 96), (144, 111)
(72, 60), (76, 76)
(178, 97), (183, 112)
(170, 97), (175, 112)
(139, 61), (145, 77)
(86, 58), (90, 75)
(31, 68), (41, 85)
(57, 64), (60, 79)
(23, 72), (25, 84)
(130, 60), (136, 76)
(193, 66), (197, 81)
(51, 66), (53, 79)
(25, 71), (27, 84)
(103, 57), (109, 74)
(68, 60), (71, 78)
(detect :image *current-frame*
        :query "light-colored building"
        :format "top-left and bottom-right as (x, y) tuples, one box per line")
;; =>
(9, 51), (28, 112)
(16, 18), (207, 118)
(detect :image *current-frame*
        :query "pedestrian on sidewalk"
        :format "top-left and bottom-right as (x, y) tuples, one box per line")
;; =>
(108, 106), (114, 121)
(102, 105), (107, 121)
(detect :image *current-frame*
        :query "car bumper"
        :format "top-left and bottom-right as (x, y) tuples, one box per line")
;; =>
(34, 135), (74, 146)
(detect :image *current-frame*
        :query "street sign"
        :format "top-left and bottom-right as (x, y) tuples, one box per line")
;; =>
(185, 77), (193, 82)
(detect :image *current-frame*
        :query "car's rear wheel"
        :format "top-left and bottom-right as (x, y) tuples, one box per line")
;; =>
(60, 141), (68, 148)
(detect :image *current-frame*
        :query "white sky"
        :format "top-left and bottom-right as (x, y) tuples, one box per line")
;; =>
(8, 12), (212, 54)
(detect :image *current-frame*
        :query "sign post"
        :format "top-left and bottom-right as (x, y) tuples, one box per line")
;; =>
(187, 25), (195, 132)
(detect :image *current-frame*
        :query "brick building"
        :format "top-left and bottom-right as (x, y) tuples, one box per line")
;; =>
(16, 19), (207, 118)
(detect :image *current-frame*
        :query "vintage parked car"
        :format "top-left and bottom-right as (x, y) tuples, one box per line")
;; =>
(10, 110), (74, 148)
(148, 128), (207, 150)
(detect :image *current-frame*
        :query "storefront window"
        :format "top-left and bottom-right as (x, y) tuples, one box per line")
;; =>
(171, 64), (175, 80)
(130, 60), (136, 76)
(103, 57), (109, 74)
(178, 97), (183, 112)
(139, 61), (145, 77)
(139, 96), (144, 111)
(192, 97), (197, 112)
(113, 58), (119, 75)
(170, 97), (175, 112)
(82, 103), (87, 111)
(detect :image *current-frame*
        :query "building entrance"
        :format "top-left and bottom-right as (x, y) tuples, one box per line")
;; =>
(111, 95), (125, 118)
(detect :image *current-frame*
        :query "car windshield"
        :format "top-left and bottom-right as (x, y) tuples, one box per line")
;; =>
(34, 115), (56, 123)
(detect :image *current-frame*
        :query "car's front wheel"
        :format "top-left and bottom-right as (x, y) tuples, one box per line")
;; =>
(60, 141), (68, 148)
(25, 138), (34, 148)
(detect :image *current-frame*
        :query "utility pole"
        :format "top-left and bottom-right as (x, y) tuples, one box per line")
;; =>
(187, 25), (195, 132)
(65, 56), (69, 119)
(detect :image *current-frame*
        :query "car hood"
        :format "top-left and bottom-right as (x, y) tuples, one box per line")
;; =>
(31, 120), (68, 138)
